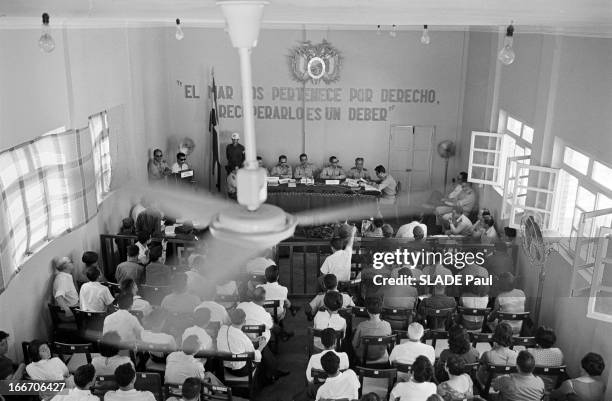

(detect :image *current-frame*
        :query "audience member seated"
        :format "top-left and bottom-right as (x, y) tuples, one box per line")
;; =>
(185, 255), (214, 300)
(382, 267), (418, 310)
(140, 308), (178, 350)
(119, 279), (152, 317)
(390, 322), (435, 381)
(382, 224), (394, 238)
(0, 330), (25, 380)
(182, 308), (214, 353)
(313, 292), (347, 350)
(445, 206), (474, 236)
(352, 297), (392, 364)
(257, 264), (290, 320)
(26, 340), (73, 385)
(396, 217), (428, 240)
(237, 287), (273, 347)
(363, 218), (384, 238)
(320, 226), (356, 282)
(91, 331), (133, 376)
(215, 275), (240, 309)
(550, 352), (606, 401)
(51, 363), (98, 401)
(389, 355), (437, 401)
(52, 256), (79, 317)
(437, 355), (474, 401)
(459, 282), (490, 332)
(135, 232), (152, 266)
(103, 293), (144, 343)
(492, 350), (545, 401)
(306, 328), (349, 383)
(424, 172), (467, 209)
(115, 245), (144, 285)
(165, 335), (222, 385)
(319, 156), (347, 180)
(75, 251), (101, 287)
(471, 209), (491, 235)
(489, 272), (526, 335)
(417, 284), (457, 330)
(79, 266), (114, 313)
(144, 245), (170, 285)
(526, 326), (564, 392)
(435, 325), (479, 383)
(480, 218), (498, 243)
(270, 155), (293, 179)
(194, 287), (231, 326)
(315, 352), (360, 401)
(104, 363), (156, 401)
(435, 181), (476, 219)
(307, 274), (355, 319)
(477, 322), (518, 387)
(174, 221), (197, 242)
(161, 273), (200, 314)
(165, 377), (200, 401)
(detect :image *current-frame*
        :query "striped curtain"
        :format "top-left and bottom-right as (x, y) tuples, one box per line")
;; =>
(89, 111), (112, 204)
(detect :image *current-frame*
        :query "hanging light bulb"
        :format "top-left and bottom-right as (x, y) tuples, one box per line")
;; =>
(175, 18), (184, 40)
(498, 23), (515, 65)
(420, 24), (430, 44)
(38, 13), (55, 53)
(389, 24), (397, 38)
(376, 25), (381, 35)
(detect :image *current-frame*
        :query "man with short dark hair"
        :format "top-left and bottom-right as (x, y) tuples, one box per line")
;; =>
(319, 156), (346, 180)
(306, 328), (349, 383)
(307, 274), (354, 318)
(315, 352), (360, 401)
(171, 152), (189, 173)
(76, 251), (101, 286)
(51, 363), (98, 400)
(270, 155), (293, 178)
(372, 165), (397, 203)
(103, 294), (144, 342)
(492, 350), (545, 401)
(257, 265), (291, 320)
(104, 363), (156, 401)
(294, 153), (316, 179)
(144, 245), (169, 285)
(166, 377), (201, 401)
(226, 133), (245, 174)
(79, 266), (114, 312)
(347, 157), (371, 180)
(115, 245), (144, 285)
(0, 331), (25, 380)
(320, 226), (356, 282)
(161, 273), (201, 314)
(147, 149), (171, 182)
(165, 335), (221, 385)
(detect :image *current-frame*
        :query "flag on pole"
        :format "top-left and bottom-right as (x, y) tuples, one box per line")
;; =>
(209, 68), (221, 192)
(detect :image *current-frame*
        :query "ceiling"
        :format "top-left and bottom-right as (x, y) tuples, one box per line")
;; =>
(1, 0), (612, 35)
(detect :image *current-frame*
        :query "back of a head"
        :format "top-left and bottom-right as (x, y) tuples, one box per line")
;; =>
(413, 225), (425, 240)
(99, 331), (121, 357)
(535, 326), (556, 349)
(407, 322), (425, 341)
(382, 224), (394, 238)
(181, 377), (202, 400)
(375, 165), (385, 174)
(85, 266), (101, 282)
(114, 363), (136, 387)
(446, 354), (466, 376)
(173, 272), (188, 293)
(323, 274), (338, 290)
(230, 308), (246, 326)
(498, 272), (516, 292)
(182, 335), (200, 355)
(265, 265), (279, 283)
(126, 245), (139, 259)
(323, 291), (343, 312)
(412, 355), (434, 383)
(581, 352), (605, 376)
(149, 245), (163, 262)
(142, 308), (168, 332)
(320, 328), (337, 349)
(120, 278), (135, 294)
(516, 350), (536, 374)
(493, 322), (514, 347)
(372, 219), (384, 228)
(426, 395), (444, 401)
(320, 350), (340, 375)
(0, 331), (8, 342)
(194, 307), (211, 328)
(397, 267), (412, 278)
(137, 232), (150, 245)
(448, 325), (470, 355)
(458, 172), (468, 183)
(53, 256), (71, 272)
(82, 251), (98, 267)
(251, 286), (266, 303)
(74, 364), (96, 389)
(366, 297), (381, 316)
(330, 236), (345, 251)
(117, 292), (134, 310)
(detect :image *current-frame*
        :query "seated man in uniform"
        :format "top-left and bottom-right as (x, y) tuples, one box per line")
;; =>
(294, 153), (316, 179)
(347, 157), (371, 180)
(270, 155), (293, 179)
(372, 165), (397, 204)
(319, 156), (346, 180)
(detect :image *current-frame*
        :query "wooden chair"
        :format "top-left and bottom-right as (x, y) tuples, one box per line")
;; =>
(134, 372), (163, 401)
(457, 306), (491, 332)
(533, 365), (568, 390)
(215, 294), (240, 309)
(215, 352), (256, 399)
(164, 382), (183, 400)
(310, 368), (329, 385)
(356, 367), (397, 400)
(101, 281), (122, 297)
(510, 336), (537, 350)
(50, 341), (93, 373)
(91, 375), (117, 399)
(423, 329), (449, 349)
(391, 361), (411, 373)
(496, 311), (530, 332)
(262, 299), (280, 323)
(241, 325), (266, 349)
(381, 307), (413, 331)
(47, 303), (78, 341)
(71, 308), (107, 340)
(360, 334), (396, 368)
(202, 382), (234, 401)
(137, 342), (177, 382)
(469, 332), (494, 349)
(421, 306), (456, 331)
(307, 327), (343, 357)
(140, 284), (172, 306)
(483, 364), (518, 395)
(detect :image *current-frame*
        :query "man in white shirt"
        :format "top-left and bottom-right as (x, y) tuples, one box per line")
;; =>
(51, 363), (98, 401)
(389, 322), (435, 365)
(104, 363), (156, 401)
(320, 226), (356, 282)
(52, 256), (79, 316)
(182, 308), (213, 352)
(446, 206), (474, 236)
(79, 266), (115, 313)
(237, 287), (274, 346)
(194, 288), (231, 326)
(165, 335), (221, 385)
(171, 152), (189, 173)
(307, 274), (354, 319)
(257, 265), (290, 320)
(396, 218), (428, 240)
(306, 328), (349, 383)
(313, 292), (346, 350)
(315, 352), (360, 401)
(103, 294), (144, 343)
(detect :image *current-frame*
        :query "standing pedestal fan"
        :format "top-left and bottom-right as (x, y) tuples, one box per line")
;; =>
(437, 140), (456, 192)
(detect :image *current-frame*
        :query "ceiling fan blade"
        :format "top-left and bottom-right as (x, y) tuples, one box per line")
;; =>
(117, 183), (233, 227)
(293, 189), (431, 226)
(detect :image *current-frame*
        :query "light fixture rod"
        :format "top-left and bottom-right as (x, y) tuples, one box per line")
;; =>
(238, 47), (257, 169)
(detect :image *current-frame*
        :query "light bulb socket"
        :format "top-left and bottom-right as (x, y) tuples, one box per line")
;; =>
(176, 18), (181, 25)
(423, 24), (428, 30)
(505, 24), (514, 37)
(42, 12), (50, 25)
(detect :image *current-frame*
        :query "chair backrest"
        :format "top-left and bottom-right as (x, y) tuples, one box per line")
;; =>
(140, 284), (172, 306)
(511, 336), (537, 349)
(422, 306), (456, 330)
(22, 341), (32, 364)
(356, 367), (397, 400)
(262, 299), (280, 323)
(241, 324), (265, 337)
(47, 303), (67, 327)
(51, 341), (93, 365)
(533, 365), (567, 388)
(215, 352), (255, 398)
(484, 364), (519, 394)
(135, 341), (177, 354)
(164, 382), (182, 400)
(362, 335), (396, 365)
(469, 332), (494, 348)
(92, 375), (118, 399)
(422, 329), (449, 348)
(457, 306), (491, 317)
(215, 294), (240, 307)
(391, 361), (411, 373)
(134, 372), (162, 401)
(352, 306), (369, 318)
(202, 382), (233, 401)
(311, 368), (329, 384)
(497, 311), (530, 321)
(72, 308), (107, 335)
(307, 327), (343, 357)
(382, 307), (413, 330)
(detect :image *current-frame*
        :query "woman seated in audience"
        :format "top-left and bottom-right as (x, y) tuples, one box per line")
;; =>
(25, 340), (73, 386)
(437, 355), (474, 401)
(527, 326), (564, 392)
(52, 256), (79, 318)
(459, 282), (489, 332)
(91, 331), (133, 375)
(119, 278), (153, 317)
(435, 325), (479, 382)
(0, 331), (25, 380)
(352, 297), (392, 364)
(390, 355), (437, 401)
(489, 272), (526, 335)
(313, 291), (346, 351)
(550, 352), (606, 401)
(135, 232), (151, 266)
(476, 322), (518, 386)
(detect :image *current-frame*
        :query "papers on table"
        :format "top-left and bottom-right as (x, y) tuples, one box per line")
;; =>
(325, 179), (340, 185)
(266, 176), (279, 186)
(300, 178), (315, 185)
(345, 178), (360, 187)
(362, 183), (380, 192)
(180, 169), (194, 178)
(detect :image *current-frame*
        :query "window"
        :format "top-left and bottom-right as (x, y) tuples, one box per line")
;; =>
(89, 111), (112, 204)
(587, 227), (612, 322)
